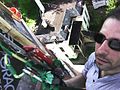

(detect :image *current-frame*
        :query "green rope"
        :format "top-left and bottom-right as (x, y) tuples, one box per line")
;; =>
(0, 42), (60, 90)
(0, 42), (32, 67)
(4, 54), (24, 78)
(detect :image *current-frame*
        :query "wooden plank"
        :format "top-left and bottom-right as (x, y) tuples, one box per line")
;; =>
(21, 19), (50, 55)
(0, 1), (49, 55)
(0, 16), (35, 46)
(0, 1), (20, 21)
(0, 1), (12, 15)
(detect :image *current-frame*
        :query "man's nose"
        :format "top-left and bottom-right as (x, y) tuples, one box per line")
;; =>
(97, 40), (109, 53)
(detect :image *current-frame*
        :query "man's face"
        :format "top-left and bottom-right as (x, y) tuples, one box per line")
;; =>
(95, 18), (120, 72)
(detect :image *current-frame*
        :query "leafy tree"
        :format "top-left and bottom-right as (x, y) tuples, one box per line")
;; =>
(106, 0), (117, 13)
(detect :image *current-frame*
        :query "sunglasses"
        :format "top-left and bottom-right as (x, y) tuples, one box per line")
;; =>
(94, 33), (120, 51)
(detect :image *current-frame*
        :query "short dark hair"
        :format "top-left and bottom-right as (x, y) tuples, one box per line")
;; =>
(107, 6), (120, 20)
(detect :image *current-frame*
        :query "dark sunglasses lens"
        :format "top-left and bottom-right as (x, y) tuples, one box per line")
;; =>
(94, 33), (105, 44)
(109, 39), (120, 51)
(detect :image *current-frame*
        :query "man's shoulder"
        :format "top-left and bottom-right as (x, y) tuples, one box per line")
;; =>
(83, 52), (96, 72)
(82, 52), (96, 76)
(87, 52), (95, 64)
(82, 52), (99, 80)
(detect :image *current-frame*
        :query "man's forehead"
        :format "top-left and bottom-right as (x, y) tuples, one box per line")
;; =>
(100, 18), (120, 38)
(102, 18), (120, 31)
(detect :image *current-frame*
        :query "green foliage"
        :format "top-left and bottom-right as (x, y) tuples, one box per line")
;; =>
(17, 0), (39, 20)
(2, 0), (18, 7)
(89, 0), (117, 32)
(2, 0), (56, 29)
(2, 0), (15, 3)
(3, 0), (14, 3)
(17, 0), (39, 28)
(106, 0), (117, 13)
(3, 0), (39, 29)
(89, 9), (105, 32)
